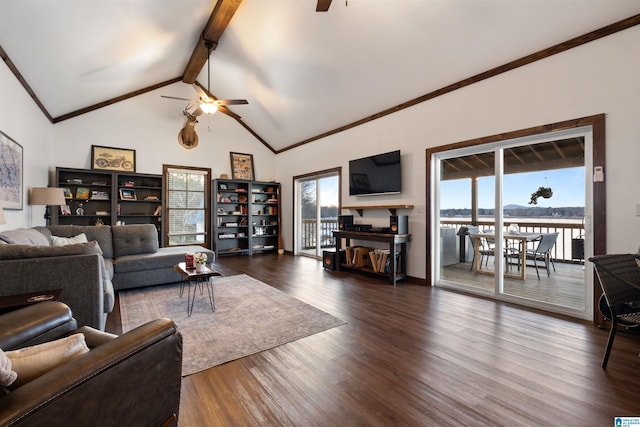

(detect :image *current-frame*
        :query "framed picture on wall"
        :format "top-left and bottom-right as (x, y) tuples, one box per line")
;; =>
(0, 130), (23, 210)
(230, 152), (254, 180)
(91, 145), (136, 172)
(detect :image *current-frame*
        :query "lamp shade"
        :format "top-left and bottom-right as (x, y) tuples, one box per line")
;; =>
(30, 187), (66, 206)
(0, 203), (6, 225)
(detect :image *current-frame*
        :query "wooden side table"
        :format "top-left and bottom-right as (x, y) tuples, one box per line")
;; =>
(173, 263), (222, 317)
(0, 289), (63, 314)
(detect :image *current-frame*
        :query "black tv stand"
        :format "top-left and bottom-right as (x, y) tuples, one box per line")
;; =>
(332, 230), (411, 285)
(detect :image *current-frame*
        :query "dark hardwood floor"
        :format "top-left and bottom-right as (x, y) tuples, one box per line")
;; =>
(107, 253), (640, 426)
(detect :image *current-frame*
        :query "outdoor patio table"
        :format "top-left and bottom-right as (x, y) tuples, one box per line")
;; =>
(469, 232), (541, 280)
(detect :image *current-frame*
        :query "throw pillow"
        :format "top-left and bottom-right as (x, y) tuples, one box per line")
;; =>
(6, 333), (89, 389)
(0, 349), (17, 387)
(0, 228), (51, 246)
(51, 233), (88, 246)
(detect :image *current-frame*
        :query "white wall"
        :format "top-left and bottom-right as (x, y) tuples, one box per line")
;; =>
(50, 85), (275, 180)
(274, 25), (640, 280)
(2, 26), (639, 281)
(0, 69), (276, 229)
(0, 58), (53, 229)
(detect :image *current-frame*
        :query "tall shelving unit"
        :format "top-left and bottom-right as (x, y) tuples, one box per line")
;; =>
(213, 179), (280, 257)
(115, 172), (163, 242)
(53, 168), (114, 226)
(51, 167), (163, 244)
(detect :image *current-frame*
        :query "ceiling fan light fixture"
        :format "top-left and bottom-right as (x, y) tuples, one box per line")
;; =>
(200, 103), (219, 114)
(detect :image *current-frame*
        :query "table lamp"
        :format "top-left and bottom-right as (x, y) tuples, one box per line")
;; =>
(30, 187), (66, 225)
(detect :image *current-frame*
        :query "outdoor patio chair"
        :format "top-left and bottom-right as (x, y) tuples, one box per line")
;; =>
(525, 232), (559, 279)
(467, 227), (494, 270)
(589, 254), (640, 368)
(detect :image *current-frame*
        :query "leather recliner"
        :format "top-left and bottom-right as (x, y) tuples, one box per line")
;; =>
(0, 301), (182, 427)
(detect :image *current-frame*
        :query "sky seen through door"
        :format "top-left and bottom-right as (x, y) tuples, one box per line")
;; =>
(440, 167), (585, 210)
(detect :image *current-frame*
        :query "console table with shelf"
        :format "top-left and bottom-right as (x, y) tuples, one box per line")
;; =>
(332, 230), (410, 285)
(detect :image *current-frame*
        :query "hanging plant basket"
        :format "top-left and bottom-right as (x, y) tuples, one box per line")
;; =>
(529, 186), (553, 205)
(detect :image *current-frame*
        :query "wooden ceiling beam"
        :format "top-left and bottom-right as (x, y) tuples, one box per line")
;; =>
(316, 0), (332, 12)
(182, 0), (243, 84)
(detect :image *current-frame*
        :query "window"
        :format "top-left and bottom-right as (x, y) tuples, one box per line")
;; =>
(163, 165), (211, 247)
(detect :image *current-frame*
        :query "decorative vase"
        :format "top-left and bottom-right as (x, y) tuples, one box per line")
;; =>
(196, 263), (206, 273)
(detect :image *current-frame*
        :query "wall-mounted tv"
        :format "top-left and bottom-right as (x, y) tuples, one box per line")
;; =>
(349, 150), (401, 196)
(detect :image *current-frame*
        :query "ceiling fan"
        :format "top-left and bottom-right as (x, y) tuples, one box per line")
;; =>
(161, 41), (248, 118)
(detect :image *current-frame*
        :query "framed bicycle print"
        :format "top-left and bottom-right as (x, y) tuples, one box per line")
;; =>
(91, 145), (136, 172)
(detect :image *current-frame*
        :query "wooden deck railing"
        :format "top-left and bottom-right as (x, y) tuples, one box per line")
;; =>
(301, 219), (339, 249)
(301, 218), (584, 262)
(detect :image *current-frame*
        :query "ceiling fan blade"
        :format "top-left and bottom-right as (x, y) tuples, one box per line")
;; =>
(192, 83), (211, 102)
(218, 106), (241, 120)
(316, 0), (332, 12)
(161, 95), (198, 102)
(215, 99), (249, 106)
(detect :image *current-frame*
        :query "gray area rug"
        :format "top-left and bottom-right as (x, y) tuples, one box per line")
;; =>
(120, 274), (346, 376)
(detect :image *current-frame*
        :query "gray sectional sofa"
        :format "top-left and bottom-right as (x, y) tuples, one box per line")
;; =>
(0, 224), (214, 331)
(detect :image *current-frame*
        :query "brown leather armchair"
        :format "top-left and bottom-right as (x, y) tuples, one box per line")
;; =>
(0, 301), (182, 427)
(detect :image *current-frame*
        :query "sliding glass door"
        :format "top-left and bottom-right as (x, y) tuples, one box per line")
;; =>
(294, 169), (340, 258)
(433, 129), (591, 319)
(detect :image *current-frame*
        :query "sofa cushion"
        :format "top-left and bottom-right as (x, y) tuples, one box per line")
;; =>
(114, 246), (212, 274)
(5, 333), (89, 389)
(0, 228), (50, 246)
(47, 225), (114, 258)
(51, 233), (88, 246)
(0, 241), (103, 260)
(111, 224), (158, 258)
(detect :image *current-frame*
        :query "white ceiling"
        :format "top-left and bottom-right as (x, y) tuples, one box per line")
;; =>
(1, 0), (640, 152)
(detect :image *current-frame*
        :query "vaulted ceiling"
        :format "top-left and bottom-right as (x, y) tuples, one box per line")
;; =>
(1, 0), (639, 153)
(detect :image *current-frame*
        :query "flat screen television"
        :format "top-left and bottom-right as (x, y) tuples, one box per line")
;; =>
(349, 150), (401, 196)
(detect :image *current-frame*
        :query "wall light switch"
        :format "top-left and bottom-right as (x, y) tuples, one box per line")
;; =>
(594, 166), (604, 182)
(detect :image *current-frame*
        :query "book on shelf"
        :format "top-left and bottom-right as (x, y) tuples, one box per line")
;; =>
(91, 190), (109, 200)
(368, 249), (390, 273)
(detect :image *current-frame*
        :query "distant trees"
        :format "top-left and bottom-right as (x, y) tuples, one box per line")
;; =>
(300, 181), (339, 219)
(440, 206), (584, 218)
